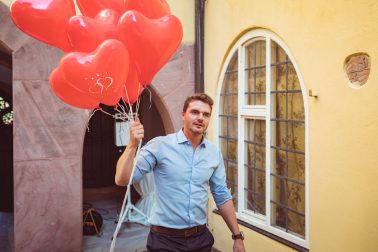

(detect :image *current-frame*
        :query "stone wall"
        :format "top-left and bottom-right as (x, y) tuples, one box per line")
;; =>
(0, 2), (194, 251)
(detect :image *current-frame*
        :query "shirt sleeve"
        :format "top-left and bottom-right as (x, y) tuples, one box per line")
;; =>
(131, 138), (160, 184)
(209, 150), (233, 207)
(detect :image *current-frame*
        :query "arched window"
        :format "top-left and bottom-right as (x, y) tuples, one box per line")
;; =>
(217, 30), (308, 248)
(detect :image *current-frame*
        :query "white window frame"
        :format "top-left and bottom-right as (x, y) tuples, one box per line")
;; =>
(214, 29), (309, 248)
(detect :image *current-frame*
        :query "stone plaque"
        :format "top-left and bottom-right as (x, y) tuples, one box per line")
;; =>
(344, 53), (370, 88)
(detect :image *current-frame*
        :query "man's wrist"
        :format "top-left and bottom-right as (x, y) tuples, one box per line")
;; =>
(231, 231), (244, 240)
(127, 141), (140, 149)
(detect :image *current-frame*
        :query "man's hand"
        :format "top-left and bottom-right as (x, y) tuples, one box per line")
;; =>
(233, 239), (245, 252)
(115, 118), (144, 186)
(129, 118), (144, 147)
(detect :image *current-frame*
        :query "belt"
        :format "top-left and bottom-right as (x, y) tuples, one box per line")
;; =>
(151, 224), (207, 237)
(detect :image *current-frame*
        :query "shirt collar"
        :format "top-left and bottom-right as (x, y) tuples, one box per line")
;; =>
(177, 129), (207, 148)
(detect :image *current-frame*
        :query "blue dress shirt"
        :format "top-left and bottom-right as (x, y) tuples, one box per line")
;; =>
(132, 129), (232, 229)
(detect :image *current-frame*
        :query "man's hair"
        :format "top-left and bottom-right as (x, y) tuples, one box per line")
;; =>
(182, 93), (214, 112)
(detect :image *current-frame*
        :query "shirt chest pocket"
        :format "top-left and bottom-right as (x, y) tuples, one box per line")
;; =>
(192, 165), (216, 185)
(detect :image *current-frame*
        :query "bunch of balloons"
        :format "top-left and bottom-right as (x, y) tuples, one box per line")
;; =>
(10, 0), (183, 109)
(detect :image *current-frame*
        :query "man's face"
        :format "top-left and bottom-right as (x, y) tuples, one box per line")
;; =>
(181, 100), (212, 136)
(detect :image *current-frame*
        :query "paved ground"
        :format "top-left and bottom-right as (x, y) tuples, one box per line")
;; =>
(0, 211), (13, 252)
(1, 186), (220, 252)
(83, 198), (150, 252)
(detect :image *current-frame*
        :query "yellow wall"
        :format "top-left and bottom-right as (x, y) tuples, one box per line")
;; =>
(1, 0), (10, 6)
(205, 0), (378, 251)
(167, 0), (194, 43)
(2, 0), (194, 43)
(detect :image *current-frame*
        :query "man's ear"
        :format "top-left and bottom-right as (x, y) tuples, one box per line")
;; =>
(180, 111), (185, 120)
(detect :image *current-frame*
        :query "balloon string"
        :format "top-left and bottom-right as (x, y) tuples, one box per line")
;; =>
(86, 108), (100, 132)
(123, 85), (133, 115)
(135, 82), (142, 115)
(109, 120), (142, 252)
(146, 86), (152, 110)
(110, 84), (147, 251)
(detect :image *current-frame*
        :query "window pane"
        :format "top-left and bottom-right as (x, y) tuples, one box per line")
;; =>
(245, 40), (266, 105)
(287, 181), (305, 214)
(245, 119), (266, 168)
(219, 51), (239, 211)
(228, 117), (238, 139)
(246, 142), (255, 165)
(287, 210), (305, 238)
(244, 167), (266, 215)
(226, 162), (238, 210)
(271, 176), (287, 206)
(271, 92), (287, 119)
(220, 116), (228, 137)
(255, 145), (266, 170)
(271, 202), (287, 231)
(244, 166), (255, 210)
(229, 94), (238, 116)
(228, 139), (238, 161)
(270, 41), (305, 238)
(271, 64), (287, 92)
(219, 94), (227, 115)
(255, 170), (266, 214)
(226, 162), (238, 186)
(223, 71), (238, 94)
(244, 119), (266, 215)
(287, 152), (305, 182)
(228, 72), (238, 94)
(225, 53), (238, 94)
(271, 121), (286, 149)
(271, 149), (287, 177)
(287, 122), (305, 152)
(245, 119), (266, 144)
(271, 41), (288, 92)
(288, 93), (305, 120)
(219, 138), (228, 159)
(288, 62), (301, 90)
(271, 41), (287, 64)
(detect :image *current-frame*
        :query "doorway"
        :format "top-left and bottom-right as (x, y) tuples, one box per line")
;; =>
(0, 41), (13, 252)
(82, 90), (166, 251)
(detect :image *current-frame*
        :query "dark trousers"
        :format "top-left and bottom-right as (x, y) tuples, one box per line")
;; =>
(147, 227), (214, 252)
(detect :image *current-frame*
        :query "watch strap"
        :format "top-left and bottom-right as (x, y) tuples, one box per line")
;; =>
(232, 232), (244, 240)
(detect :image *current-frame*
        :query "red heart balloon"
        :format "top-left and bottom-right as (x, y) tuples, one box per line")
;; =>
(76, 0), (124, 18)
(50, 68), (100, 109)
(121, 63), (144, 104)
(10, 0), (75, 51)
(58, 39), (129, 106)
(67, 9), (121, 53)
(118, 11), (183, 85)
(124, 0), (170, 19)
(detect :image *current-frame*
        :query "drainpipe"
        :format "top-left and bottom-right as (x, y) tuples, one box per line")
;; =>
(195, 0), (205, 93)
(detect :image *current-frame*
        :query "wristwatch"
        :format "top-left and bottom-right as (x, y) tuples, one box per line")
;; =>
(232, 231), (244, 240)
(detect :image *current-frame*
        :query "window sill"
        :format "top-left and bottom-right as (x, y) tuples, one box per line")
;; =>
(212, 209), (309, 252)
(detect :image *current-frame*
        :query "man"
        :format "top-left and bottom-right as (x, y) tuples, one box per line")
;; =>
(116, 93), (245, 252)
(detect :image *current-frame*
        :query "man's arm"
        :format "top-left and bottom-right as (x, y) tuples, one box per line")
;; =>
(115, 119), (144, 186)
(218, 200), (246, 252)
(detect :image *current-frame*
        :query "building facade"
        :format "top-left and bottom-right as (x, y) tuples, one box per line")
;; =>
(204, 1), (378, 252)
(0, 0), (195, 251)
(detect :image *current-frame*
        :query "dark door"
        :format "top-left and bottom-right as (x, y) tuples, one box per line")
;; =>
(82, 91), (166, 188)
(0, 45), (13, 212)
